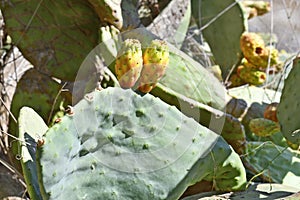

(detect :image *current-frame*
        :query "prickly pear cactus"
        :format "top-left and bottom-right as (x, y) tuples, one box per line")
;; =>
(226, 97), (248, 119)
(115, 39), (143, 88)
(18, 107), (48, 200)
(240, 32), (265, 63)
(108, 28), (228, 111)
(150, 83), (225, 134)
(228, 86), (281, 108)
(151, 82), (245, 155)
(1, 0), (99, 81)
(139, 39), (170, 93)
(277, 57), (300, 144)
(36, 87), (246, 199)
(244, 141), (300, 187)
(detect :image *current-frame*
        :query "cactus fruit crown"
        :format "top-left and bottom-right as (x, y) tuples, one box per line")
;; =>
(230, 32), (280, 87)
(114, 38), (169, 93)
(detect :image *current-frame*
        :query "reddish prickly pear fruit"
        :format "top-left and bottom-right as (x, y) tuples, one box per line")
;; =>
(138, 39), (169, 93)
(249, 118), (280, 137)
(237, 65), (266, 85)
(264, 102), (279, 122)
(115, 39), (143, 88)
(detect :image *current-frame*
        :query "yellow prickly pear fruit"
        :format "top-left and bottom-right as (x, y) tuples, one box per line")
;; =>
(249, 118), (280, 137)
(138, 39), (169, 93)
(240, 32), (265, 59)
(237, 65), (266, 85)
(115, 39), (143, 88)
(240, 32), (279, 69)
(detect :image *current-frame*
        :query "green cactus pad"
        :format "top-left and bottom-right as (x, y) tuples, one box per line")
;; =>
(221, 115), (246, 155)
(159, 45), (227, 111)
(228, 86), (281, 106)
(1, 0), (99, 81)
(37, 87), (246, 199)
(18, 107), (48, 200)
(244, 141), (300, 187)
(151, 83), (246, 154)
(151, 83), (225, 130)
(9, 69), (71, 136)
(277, 57), (300, 144)
(192, 0), (247, 78)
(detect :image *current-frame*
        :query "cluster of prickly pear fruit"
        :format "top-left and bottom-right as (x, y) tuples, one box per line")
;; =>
(229, 32), (279, 87)
(115, 38), (169, 92)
